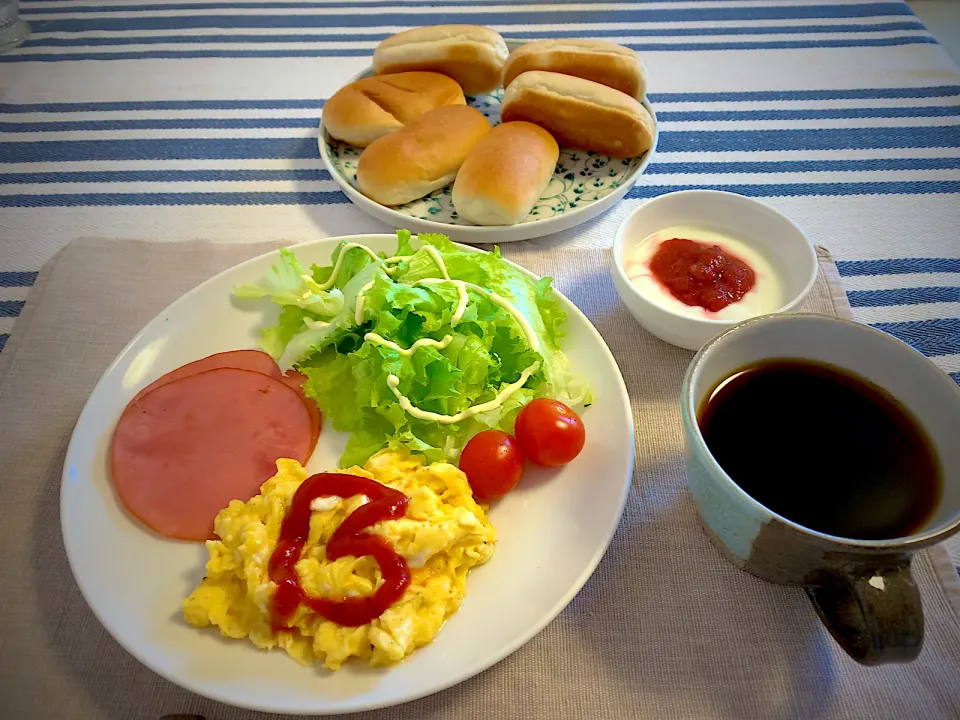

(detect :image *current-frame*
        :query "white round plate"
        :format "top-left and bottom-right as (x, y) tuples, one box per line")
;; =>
(318, 45), (658, 243)
(61, 234), (634, 715)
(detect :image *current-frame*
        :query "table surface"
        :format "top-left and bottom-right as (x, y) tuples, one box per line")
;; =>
(1, 0), (960, 635)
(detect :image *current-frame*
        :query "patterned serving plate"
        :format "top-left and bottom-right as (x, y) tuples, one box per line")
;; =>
(318, 48), (658, 243)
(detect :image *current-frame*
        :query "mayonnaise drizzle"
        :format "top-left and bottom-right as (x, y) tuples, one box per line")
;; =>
(355, 278), (376, 325)
(420, 278), (539, 352)
(468, 284), (540, 353)
(365, 333), (453, 357)
(386, 362), (541, 424)
(312, 239), (541, 422)
(303, 317), (330, 330)
(316, 242), (397, 291)
(421, 245), (451, 279)
(418, 278), (469, 326)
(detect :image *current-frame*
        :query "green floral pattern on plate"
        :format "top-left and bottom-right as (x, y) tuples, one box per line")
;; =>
(323, 88), (648, 226)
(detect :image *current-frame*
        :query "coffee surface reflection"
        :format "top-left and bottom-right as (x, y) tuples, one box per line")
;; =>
(698, 358), (941, 540)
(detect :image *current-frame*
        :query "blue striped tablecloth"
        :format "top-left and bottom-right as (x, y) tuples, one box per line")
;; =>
(1, 0), (959, 566)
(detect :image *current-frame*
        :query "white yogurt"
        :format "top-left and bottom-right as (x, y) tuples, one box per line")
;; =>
(623, 225), (785, 321)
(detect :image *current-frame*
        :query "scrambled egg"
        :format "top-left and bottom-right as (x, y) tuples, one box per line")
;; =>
(182, 450), (496, 670)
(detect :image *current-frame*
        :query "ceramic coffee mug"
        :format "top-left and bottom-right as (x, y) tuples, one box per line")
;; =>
(681, 313), (960, 665)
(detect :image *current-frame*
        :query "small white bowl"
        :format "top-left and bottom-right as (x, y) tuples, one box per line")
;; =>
(612, 190), (817, 351)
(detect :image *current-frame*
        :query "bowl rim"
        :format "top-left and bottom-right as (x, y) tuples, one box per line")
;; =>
(611, 189), (819, 326)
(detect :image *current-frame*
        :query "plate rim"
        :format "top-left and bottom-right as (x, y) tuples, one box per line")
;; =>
(60, 233), (635, 714)
(317, 48), (659, 242)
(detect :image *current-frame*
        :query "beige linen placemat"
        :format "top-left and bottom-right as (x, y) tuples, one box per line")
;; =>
(2, 239), (960, 720)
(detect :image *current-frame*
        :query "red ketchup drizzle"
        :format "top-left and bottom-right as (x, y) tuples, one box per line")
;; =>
(649, 238), (756, 312)
(268, 473), (410, 629)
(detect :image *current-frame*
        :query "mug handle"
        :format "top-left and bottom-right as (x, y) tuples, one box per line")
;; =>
(806, 561), (923, 665)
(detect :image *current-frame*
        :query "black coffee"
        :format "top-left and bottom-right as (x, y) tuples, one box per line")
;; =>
(698, 359), (941, 540)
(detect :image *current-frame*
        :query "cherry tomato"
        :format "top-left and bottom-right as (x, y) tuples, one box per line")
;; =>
(459, 430), (525, 500)
(514, 399), (586, 467)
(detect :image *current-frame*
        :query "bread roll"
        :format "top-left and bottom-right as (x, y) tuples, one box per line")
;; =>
(452, 122), (559, 226)
(501, 71), (655, 158)
(373, 25), (508, 95)
(357, 105), (490, 206)
(323, 72), (465, 147)
(502, 39), (647, 99)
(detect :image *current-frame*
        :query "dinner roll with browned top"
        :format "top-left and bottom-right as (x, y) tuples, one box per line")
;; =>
(452, 122), (559, 226)
(501, 71), (655, 158)
(357, 105), (490, 206)
(373, 25), (509, 95)
(502, 39), (647, 99)
(323, 72), (465, 147)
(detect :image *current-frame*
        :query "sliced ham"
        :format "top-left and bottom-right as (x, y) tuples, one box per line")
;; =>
(131, 349), (282, 404)
(280, 370), (322, 454)
(111, 367), (313, 541)
(131, 350), (322, 459)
